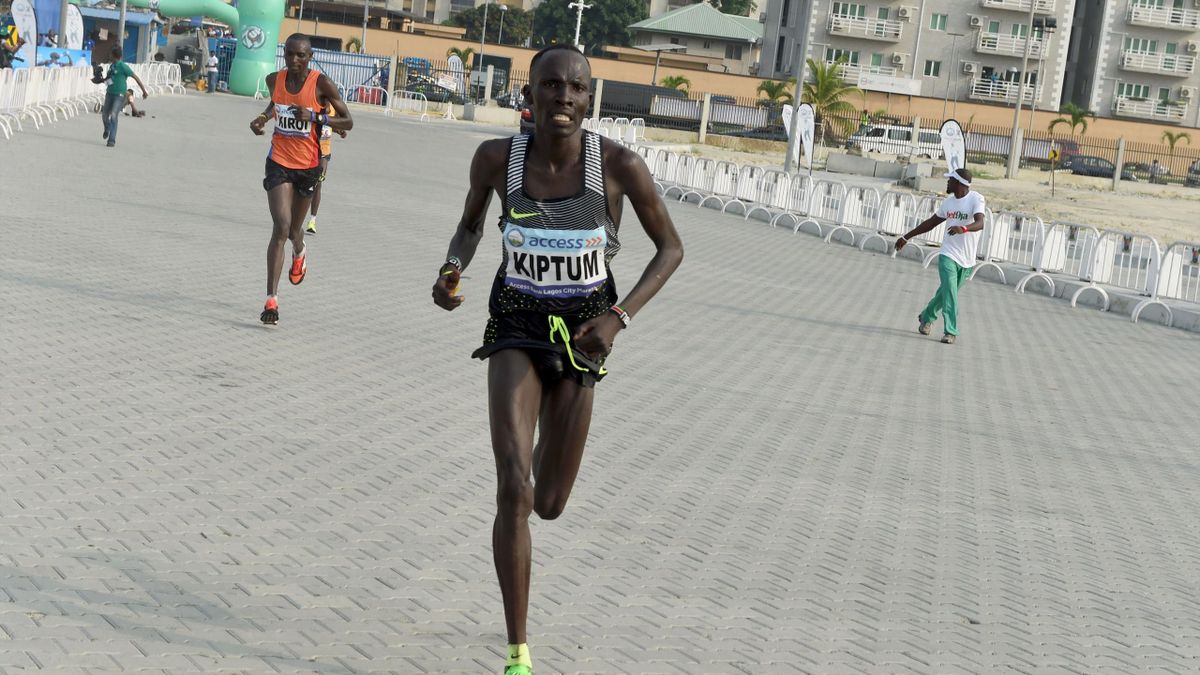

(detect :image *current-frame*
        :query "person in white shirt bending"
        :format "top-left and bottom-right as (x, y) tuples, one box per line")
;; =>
(894, 167), (986, 345)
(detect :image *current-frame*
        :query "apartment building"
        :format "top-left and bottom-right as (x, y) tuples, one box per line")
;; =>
(759, 0), (1078, 113)
(629, 2), (764, 75)
(1064, 0), (1200, 126)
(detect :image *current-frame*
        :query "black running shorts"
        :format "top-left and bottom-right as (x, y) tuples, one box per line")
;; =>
(472, 310), (608, 388)
(263, 158), (321, 197)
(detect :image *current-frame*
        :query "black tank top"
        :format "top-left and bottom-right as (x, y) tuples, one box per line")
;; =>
(488, 131), (620, 317)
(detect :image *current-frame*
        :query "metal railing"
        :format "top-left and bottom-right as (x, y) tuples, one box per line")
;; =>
(827, 14), (904, 41)
(833, 61), (901, 84)
(1113, 96), (1190, 122)
(1126, 1), (1200, 30)
(1120, 50), (1196, 75)
(981, 0), (1055, 14)
(969, 79), (1041, 104)
(976, 32), (1045, 58)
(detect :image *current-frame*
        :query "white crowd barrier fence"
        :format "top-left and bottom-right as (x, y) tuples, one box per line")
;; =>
(387, 90), (429, 120)
(793, 180), (845, 237)
(826, 186), (882, 246)
(744, 170), (792, 223)
(1156, 242), (1200, 309)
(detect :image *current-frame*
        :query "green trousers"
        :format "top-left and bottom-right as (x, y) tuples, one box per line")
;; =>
(920, 255), (972, 336)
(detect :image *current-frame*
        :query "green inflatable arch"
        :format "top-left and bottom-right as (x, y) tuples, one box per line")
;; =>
(128, 0), (280, 96)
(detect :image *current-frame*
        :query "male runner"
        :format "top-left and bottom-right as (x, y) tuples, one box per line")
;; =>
(305, 107), (347, 235)
(249, 33), (352, 324)
(895, 167), (986, 344)
(431, 44), (684, 674)
(100, 46), (148, 148)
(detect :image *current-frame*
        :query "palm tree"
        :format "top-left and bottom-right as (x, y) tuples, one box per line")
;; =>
(800, 58), (863, 142)
(660, 75), (691, 92)
(1162, 130), (1191, 179)
(1048, 102), (1095, 136)
(756, 78), (794, 106)
(446, 46), (475, 65)
(345, 37), (363, 53)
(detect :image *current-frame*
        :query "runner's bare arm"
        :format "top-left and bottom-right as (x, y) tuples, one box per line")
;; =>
(896, 214), (947, 250)
(250, 92), (274, 134)
(315, 74), (353, 131)
(607, 145), (684, 319)
(432, 139), (506, 310)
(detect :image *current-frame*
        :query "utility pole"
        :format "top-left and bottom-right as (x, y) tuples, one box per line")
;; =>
(1005, 0), (1037, 178)
(942, 32), (964, 120)
(479, 0), (490, 60)
(568, 0), (591, 48)
(497, 4), (507, 45)
(783, 0), (813, 173)
(361, 0), (369, 52)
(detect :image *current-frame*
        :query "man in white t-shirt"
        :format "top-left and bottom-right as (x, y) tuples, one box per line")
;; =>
(895, 167), (986, 344)
(206, 53), (219, 93)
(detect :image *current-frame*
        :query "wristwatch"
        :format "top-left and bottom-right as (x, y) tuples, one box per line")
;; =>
(609, 305), (630, 328)
(444, 256), (463, 272)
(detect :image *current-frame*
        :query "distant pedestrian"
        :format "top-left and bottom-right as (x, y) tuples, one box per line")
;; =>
(100, 46), (149, 148)
(1150, 159), (1164, 184)
(895, 167), (986, 344)
(206, 52), (219, 93)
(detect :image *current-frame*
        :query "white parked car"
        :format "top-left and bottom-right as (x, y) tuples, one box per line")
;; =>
(847, 123), (944, 159)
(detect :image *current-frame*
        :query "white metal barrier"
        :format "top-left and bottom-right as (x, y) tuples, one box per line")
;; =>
(768, 174), (813, 229)
(678, 158), (717, 203)
(1081, 231), (1171, 324)
(663, 154), (699, 200)
(724, 165), (767, 215)
(699, 161), (741, 209)
(387, 90), (429, 120)
(792, 180), (845, 237)
(870, 191), (918, 253)
(744, 170), (792, 223)
(1156, 242), (1200, 309)
(629, 117), (646, 143)
(825, 186), (882, 246)
(651, 151), (681, 192)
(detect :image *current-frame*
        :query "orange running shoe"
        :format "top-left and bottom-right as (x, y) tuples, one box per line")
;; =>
(289, 247), (308, 285)
(261, 296), (279, 324)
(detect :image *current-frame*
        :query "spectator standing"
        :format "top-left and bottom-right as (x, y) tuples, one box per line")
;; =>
(206, 52), (219, 93)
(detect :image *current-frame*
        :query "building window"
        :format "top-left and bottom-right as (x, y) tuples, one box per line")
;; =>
(923, 60), (942, 77)
(1124, 37), (1158, 53)
(832, 2), (866, 17)
(725, 44), (744, 60)
(988, 20), (1001, 33)
(1159, 86), (1172, 101)
(775, 36), (787, 72)
(825, 47), (860, 64)
(703, 40), (712, 49)
(1011, 23), (1028, 38)
(870, 53), (884, 67)
(669, 37), (680, 45)
(1118, 82), (1151, 99)
(929, 13), (947, 31)
(781, 0), (792, 27)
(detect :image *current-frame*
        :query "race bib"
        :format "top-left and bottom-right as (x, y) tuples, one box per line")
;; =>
(503, 223), (606, 298)
(273, 104), (312, 137)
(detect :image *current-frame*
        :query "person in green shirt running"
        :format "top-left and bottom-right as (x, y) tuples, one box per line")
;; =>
(100, 45), (148, 148)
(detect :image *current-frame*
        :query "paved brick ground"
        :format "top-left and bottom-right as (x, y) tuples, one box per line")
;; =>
(2, 94), (1199, 674)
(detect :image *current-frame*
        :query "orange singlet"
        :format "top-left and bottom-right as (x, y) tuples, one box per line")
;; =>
(269, 69), (322, 170)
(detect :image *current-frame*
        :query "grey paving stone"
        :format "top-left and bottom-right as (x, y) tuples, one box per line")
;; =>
(1, 94), (1199, 673)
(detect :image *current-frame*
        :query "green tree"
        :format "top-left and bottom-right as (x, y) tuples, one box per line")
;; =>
(1048, 102), (1095, 136)
(660, 75), (691, 91)
(446, 46), (476, 64)
(756, 78), (794, 106)
(445, 5), (533, 47)
(532, 0), (646, 54)
(345, 37), (362, 53)
(708, 0), (756, 16)
(800, 58), (862, 141)
(1162, 130), (1191, 178)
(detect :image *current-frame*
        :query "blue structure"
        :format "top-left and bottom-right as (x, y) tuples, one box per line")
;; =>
(77, 6), (160, 62)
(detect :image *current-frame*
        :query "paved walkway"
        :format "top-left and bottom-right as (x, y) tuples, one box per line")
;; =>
(2, 94), (1199, 674)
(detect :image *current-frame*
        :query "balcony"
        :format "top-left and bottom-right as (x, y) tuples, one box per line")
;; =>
(1121, 50), (1197, 76)
(827, 14), (904, 42)
(1126, 1), (1200, 31)
(1113, 96), (1190, 123)
(832, 61), (900, 83)
(980, 0), (1055, 15)
(969, 79), (1041, 104)
(977, 32), (1044, 58)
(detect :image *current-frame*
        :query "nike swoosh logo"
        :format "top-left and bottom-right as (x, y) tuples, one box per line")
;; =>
(509, 208), (540, 220)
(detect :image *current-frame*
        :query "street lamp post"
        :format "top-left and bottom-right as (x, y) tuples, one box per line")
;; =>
(479, 0), (490, 61)
(1005, 1), (1038, 178)
(361, 0), (370, 52)
(942, 32), (964, 120)
(497, 4), (507, 45)
(568, 1), (592, 49)
(1028, 18), (1056, 129)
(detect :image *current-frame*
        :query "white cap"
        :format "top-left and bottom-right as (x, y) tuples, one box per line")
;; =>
(944, 170), (971, 187)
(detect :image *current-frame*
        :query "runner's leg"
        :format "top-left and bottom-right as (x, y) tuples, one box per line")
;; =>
(532, 378), (594, 520)
(266, 183), (296, 296)
(488, 350), (543, 646)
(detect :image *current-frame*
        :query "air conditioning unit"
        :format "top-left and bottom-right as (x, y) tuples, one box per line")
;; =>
(1187, 41), (1199, 54)
(969, 15), (984, 28)
(897, 6), (914, 19)
(963, 61), (979, 74)
(892, 52), (909, 66)
(1181, 86), (1196, 99)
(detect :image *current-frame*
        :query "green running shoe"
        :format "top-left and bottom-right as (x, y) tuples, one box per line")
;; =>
(504, 665), (532, 675)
